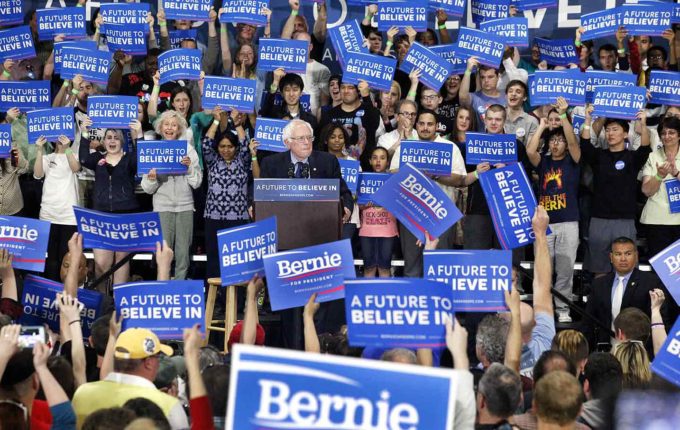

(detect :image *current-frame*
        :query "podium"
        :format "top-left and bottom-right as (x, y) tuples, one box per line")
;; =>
(253, 179), (342, 250)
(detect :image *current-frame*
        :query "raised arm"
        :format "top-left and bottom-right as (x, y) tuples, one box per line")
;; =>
(156, 240), (174, 281)
(34, 342), (74, 411)
(58, 293), (87, 387)
(459, 57), (478, 108)
(241, 276), (264, 345)
(0, 249), (17, 302)
(202, 9), (219, 74)
(100, 312), (122, 381)
(0, 325), (19, 380)
(504, 287), (522, 373)
(303, 293), (321, 353)
(64, 233), (83, 298)
(281, 0), (300, 39)
(219, 23), (233, 74)
(436, 10), (452, 44)
(526, 118), (545, 167)
(554, 97), (580, 163)
(532, 206), (553, 316)
(313, 3), (327, 43)
(148, 71), (161, 120)
(650, 289), (668, 356)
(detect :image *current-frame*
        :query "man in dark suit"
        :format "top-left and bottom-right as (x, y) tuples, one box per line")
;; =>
(259, 119), (353, 350)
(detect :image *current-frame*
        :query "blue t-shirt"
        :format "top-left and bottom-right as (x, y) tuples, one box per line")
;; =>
(537, 154), (580, 223)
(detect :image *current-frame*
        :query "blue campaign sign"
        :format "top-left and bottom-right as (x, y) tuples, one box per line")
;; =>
(429, 0), (466, 17)
(465, 133), (517, 164)
(592, 85), (647, 121)
(572, 114), (585, 137)
(158, 49), (202, 84)
(529, 70), (587, 106)
(429, 45), (467, 75)
(580, 8), (620, 41)
(202, 76), (257, 112)
(137, 140), (188, 175)
(357, 173), (390, 205)
(0, 215), (50, 272)
(377, 0), (428, 31)
(650, 316), (680, 389)
(480, 17), (529, 47)
(20, 275), (103, 337)
(649, 238), (680, 304)
(74, 208), (163, 252)
(345, 278), (453, 348)
(620, 4), (673, 36)
(0, 26), (35, 61)
(226, 344), (457, 430)
(100, 3), (150, 34)
(114, 280), (204, 340)
(479, 163), (543, 249)
(105, 23), (148, 56)
(0, 0), (23, 26)
(424, 249), (512, 311)
(0, 124), (10, 158)
(264, 91), (312, 113)
(342, 51), (397, 92)
(263, 239), (355, 311)
(372, 163), (463, 242)
(400, 140), (455, 176)
(254, 179), (340, 201)
(87, 95), (138, 129)
(649, 70), (680, 106)
(535, 37), (578, 67)
(254, 117), (288, 152)
(220, 0), (269, 27)
(258, 38), (308, 74)
(338, 158), (360, 195)
(675, 3), (680, 24)
(514, 0), (557, 10)
(218, 217), (277, 286)
(329, 20), (367, 66)
(585, 70), (637, 104)
(471, 0), (510, 24)
(666, 179), (680, 214)
(53, 41), (97, 74)
(168, 29), (198, 49)
(400, 42), (453, 91)
(0, 81), (51, 111)
(60, 47), (112, 85)
(163, 0), (212, 21)
(37, 7), (86, 40)
(27, 107), (75, 143)
(455, 27), (505, 68)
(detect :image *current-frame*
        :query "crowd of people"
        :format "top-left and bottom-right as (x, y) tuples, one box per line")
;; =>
(0, 0), (679, 429)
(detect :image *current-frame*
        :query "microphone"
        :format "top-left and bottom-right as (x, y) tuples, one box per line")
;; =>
(287, 163), (295, 178)
(301, 164), (310, 179)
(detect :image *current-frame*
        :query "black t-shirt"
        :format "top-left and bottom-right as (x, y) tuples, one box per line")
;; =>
(119, 72), (177, 103)
(537, 154), (580, 223)
(438, 97), (460, 123)
(435, 113), (454, 138)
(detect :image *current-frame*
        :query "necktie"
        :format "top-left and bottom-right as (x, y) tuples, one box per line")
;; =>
(294, 162), (304, 178)
(611, 276), (625, 329)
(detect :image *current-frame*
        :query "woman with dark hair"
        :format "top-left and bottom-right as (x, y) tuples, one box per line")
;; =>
(450, 106), (476, 246)
(0, 108), (28, 216)
(439, 74), (462, 122)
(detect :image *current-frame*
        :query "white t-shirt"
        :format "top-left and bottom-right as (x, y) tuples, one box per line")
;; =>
(39, 153), (79, 225)
(300, 60), (330, 116)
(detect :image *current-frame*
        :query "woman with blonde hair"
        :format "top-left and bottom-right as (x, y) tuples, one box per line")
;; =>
(612, 340), (652, 389)
(551, 329), (589, 375)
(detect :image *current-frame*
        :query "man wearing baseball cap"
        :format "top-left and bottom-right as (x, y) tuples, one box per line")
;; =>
(72, 328), (188, 429)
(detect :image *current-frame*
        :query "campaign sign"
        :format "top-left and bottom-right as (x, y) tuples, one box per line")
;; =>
(37, 7), (86, 40)
(429, 45), (467, 75)
(400, 42), (453, 91)
(0, 81), (51, 111)
(649, 70), (680, 106)
(0, 216), (50, 272)
(480, 18), (529, 47)
(666, 179), (680, 214)
(592, 85), (647, 121)
(429, 0), (466, 17)
(0, 26), (35, 61)
(74, 208), (163, 252)
(27, 107), (75, 143)
(529, 70), (587, 106)
(534, 37), (578, 67)
(357, 173), (390, 205)
(580, 8), (620, 41)
(342, 51), (397, 92)
(53, 41), (97, 74)
(254, 118), (288, 152)
(584, 70), (637, 104)
(0, 124), (10, 158)
(158, 49), (202, 84)
(218, 217), (277, 286)
(114, 280), (204, 340)
(105, 23), (147, 56)
(620, 4), (673, 36)
(572, 114), (585, 137)
(254, 179), (340, 202)
(465, 133), (517, 164)
(471, 0), (510, 24)
(100, 2), (150, 34)
(168, 29), (198, 49)
(400, 141), (455, 176)
(0, 0), (23, 26)
(87, 96), (138, 129)
(60, 47), (112, 85)
(649, 238), (680, 303)
(20, 275), (103, 337)
(220, 0), (269, 27)
(266, 92), (312, 113)
(674, 3), (680, 24)
(424, 250), (512, 311)
(263, 239), (355, 311)
(514, 0), (557, 10)
(345, 278), (453, 348)
(329, 19), (367, 67)
(650, 316), (680, 389)
(258, 38), (308, 74)
(137, 140), (188, 175)
(377, 0), (428, 31)
(202, 76), (257, 112)
(372, 164), (463, 242)
(454, 27), (505, 68)
(163, 0), (212, 21)
(226, 344), (457, 430)
(339, 159), (360, 195)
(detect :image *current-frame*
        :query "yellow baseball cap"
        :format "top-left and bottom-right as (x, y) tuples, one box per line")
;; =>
(114, 328), (174, 359)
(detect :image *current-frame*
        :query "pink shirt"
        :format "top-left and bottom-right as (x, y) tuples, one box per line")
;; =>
(359, 206), (398, 238)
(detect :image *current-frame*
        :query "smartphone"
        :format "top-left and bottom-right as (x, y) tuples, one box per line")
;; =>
(18, 326), (46, 349)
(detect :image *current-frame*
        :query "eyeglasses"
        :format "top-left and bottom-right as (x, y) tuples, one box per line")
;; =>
(399, 112), (416, 118)
(0, 399), (28, 422)
(288, 135), (314, 143)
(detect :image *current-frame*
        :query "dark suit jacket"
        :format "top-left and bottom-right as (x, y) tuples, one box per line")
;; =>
(581, 268), (661, 348)
(259, 150), (354, 212)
